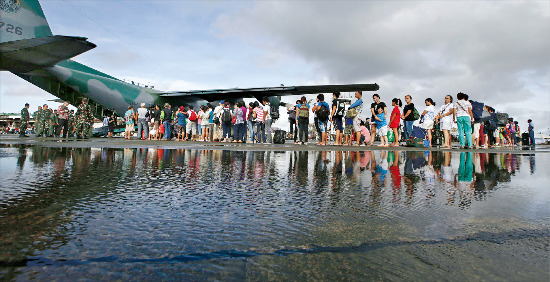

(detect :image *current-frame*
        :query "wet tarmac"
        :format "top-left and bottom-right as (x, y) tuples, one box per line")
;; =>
(2, 134), (549, 153)
(0, 136), (549, 280)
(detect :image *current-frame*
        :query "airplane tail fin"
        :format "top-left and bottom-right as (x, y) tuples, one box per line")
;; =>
(0, 0), (96, 73)
(0, 0), (53, 44)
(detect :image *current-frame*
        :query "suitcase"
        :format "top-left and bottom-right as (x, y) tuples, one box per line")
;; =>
(522, 132), (530, 145)
(273, 130), (286, 144)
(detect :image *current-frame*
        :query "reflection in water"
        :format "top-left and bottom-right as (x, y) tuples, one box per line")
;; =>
(0, 145), (546, 280)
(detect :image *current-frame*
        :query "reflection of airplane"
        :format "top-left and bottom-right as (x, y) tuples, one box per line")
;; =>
(0, 0), (379, 117)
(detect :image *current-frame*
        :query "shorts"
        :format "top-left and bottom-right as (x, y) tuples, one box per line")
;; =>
(201, 124), (209, 130)
(353, 116), (361, 132)
(440, 118), (453, 131)
(494, 128), (502, 138)
(318, 119), (327, 133)
(377, 125), (389, 137)
(186, 121), (197, 135)
(333, 117), (343, 131)
(125, 124), (134, 132)
(473, 123), (481, 138)
(422, 120), (434, 130)
(176, 124), (185, 134)
(344, 124), (353, 135)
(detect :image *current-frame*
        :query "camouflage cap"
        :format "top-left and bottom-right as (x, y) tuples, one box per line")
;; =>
(82, 98), (89, 103)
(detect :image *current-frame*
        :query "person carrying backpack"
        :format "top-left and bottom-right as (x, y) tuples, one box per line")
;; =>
(331, 92), (346, 145)
(296, 96), (310, 145)
(312, 94), (330, 145)
(401, 94), (417, 141)
(186, 105), (198, 141)
(221, 101), (232, 142)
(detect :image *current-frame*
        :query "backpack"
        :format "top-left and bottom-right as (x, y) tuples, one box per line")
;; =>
(288, 107), (296, 120)
(189, 110), (197, 122)
(221, 108), (232, 123)
(412, 108), (420, 120)
(160, 110), (165, 120)
(273, 130), (286, 144)
(317, 103), (329, 121)
(335, 99), (346, 116)
(298, 103), (309, 118)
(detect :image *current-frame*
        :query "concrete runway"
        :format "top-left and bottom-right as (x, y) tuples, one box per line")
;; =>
(2, 134), (548, 153)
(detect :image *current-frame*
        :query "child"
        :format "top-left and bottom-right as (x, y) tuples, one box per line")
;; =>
(389, 98), (402, 147)
(359, 120), (371, 145)
(344, 116), (354, 146)
(374, 107), (389, 147)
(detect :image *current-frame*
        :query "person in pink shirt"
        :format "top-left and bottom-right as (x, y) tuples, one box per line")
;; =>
(359, 120), (371, 145)
(253, 102), (265, 143)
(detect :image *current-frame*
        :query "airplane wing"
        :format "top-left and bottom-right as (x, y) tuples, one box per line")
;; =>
(157, 83), (379, 101)
(0, 35), (96, 73)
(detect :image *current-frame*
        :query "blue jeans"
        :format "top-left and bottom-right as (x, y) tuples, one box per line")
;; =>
(457, 116), (472, 147)
(256, 122), (265, 143)
(403, 120), (413, 140)
(222, 122), (231, 139)
(248, 120), (256, 142)
(137, 118), (148, 139)
(265, 119), (272, 143)
(163, 121), (171, 140)
(233, 123), (243, 141)
(529, 130), (535, 146)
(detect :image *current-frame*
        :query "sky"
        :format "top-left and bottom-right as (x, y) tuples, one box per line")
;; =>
(1, 0), (549, 133)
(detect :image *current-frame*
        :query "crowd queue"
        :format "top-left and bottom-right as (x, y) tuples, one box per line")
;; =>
(19, 92), (537, 148)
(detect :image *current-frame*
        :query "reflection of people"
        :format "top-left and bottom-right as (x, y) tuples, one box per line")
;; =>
(389, 151), (401, 202)
(457, 152), (474, 207)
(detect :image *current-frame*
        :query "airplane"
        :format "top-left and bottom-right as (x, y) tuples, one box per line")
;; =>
(0, 0), (379, 118)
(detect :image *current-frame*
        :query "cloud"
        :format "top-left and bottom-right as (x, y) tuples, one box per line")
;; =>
(215, 1), (550, 119)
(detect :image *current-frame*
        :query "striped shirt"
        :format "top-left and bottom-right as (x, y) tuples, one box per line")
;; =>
(254, 107), (264, 122)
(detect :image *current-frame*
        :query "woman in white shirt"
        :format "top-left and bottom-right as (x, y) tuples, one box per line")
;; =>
(435, 95), (455, 148)
(455, 92), (474, 148)
(201, 106), (211, 141)
(420, 98), (436, 147)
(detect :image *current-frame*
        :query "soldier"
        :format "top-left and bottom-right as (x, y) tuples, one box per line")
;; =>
(45, 108), (55, 137)
(68, 110), (76, 138)
(33, 106), (43, 136)
(36, 104), (48, 137)
(75, 98), (94, 139)
(20, 103), (30, 137)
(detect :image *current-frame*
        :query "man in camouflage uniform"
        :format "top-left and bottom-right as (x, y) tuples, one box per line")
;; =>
(35, 104), (48, 137)
(45, 108), (55, 137)
(75, 98), (94, 139)
(68, 110), (76, 138)
(19, 103), (30, 137)
(33, 106), (43, 136)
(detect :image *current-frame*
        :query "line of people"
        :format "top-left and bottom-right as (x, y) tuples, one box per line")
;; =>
(123, 97), (276, 143)
(286, 91), (533, 148)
